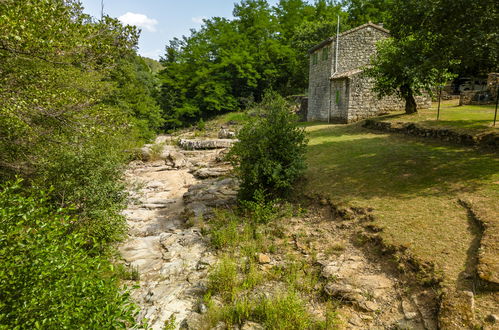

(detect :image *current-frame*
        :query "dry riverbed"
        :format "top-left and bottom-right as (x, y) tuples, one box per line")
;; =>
(117, 126), (496, 329)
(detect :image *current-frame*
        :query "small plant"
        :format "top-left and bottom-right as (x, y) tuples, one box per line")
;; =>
(241, 190), (279, 225)
(208, 257), (239, 302)
(325, 242), (346, 257)
(197, 118), (206, 131)
(149, 142), (166, 161)
(163, 314), (176, 330)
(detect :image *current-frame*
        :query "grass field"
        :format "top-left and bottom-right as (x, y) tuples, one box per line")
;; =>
(380, 99), (498, 134)
(303, 122), (499, 289)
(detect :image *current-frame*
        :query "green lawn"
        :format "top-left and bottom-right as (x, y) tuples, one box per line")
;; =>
(380, 99), (498, 134)
(303, 123), (499, 289)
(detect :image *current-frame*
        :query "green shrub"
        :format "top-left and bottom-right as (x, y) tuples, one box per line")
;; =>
(0, 180), (139, 329)
(35, 131), (132, 247)
(208, 256), (239, 302)
(229, 91), (308, 201)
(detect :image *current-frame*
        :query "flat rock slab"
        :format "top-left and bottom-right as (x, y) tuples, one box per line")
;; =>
(179, 138), (237, 150)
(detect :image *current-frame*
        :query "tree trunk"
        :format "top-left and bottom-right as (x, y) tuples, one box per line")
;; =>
(401, 84), (417, 114)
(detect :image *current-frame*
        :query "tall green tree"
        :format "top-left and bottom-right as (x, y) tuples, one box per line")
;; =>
(343, 0), (393, 27)
(365, 37), (454, 113)
(366, 0), (496, 113)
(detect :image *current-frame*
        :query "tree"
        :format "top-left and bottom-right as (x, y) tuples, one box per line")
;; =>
(386, 0), (498, 77)
(343, 0), (393, 27)
(156, 0), (354, 129)
(365, 37), (454, 113)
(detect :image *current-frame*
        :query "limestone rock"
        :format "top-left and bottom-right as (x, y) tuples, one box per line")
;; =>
(324, 282), (364, 303)
(179, 138), (237, 150)
(167, 151), (188, 168)
(359, 300), (379, 312)
(401, 299), (418, 320)
(154, 135), (169, 144)
(180, 312), (203, 329)
(257, 253), (271, 264)
(198, 302), (208, 314)
(183, 178), (239, 219)
(192, 167), (231, 179)
(348, 314), (363, 326)
(241, 321), (264, 330)
(218, 128), (236, 139)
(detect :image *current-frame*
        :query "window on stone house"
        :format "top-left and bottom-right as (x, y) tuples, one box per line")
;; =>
(312, 53), (318, 65)
(322, 47), (329, 60)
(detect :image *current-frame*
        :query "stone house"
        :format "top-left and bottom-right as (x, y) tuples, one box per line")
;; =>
(307, 22), (430, 123)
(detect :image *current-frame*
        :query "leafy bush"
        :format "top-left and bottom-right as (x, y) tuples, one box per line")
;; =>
(229, 92), (308, 200)
(0, 181), (138, 329)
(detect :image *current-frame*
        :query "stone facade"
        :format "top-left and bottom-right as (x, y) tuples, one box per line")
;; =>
(307, 23), (431, 123)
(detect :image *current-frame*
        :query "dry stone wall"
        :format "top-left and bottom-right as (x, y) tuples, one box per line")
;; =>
(363, 119), (499, 149)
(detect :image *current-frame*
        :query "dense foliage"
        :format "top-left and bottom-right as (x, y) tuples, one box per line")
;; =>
(0, 0), (162, 240)
(0, 0), (162, 327)
(0, 181), (138, 328)
(229, 92), (307, 200)
(366, 0), (498, 112)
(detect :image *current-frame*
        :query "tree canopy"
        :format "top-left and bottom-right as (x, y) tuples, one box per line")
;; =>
(366, 0), (498, 112)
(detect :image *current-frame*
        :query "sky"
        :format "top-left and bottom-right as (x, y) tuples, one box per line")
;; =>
(79, 0), (282, 60)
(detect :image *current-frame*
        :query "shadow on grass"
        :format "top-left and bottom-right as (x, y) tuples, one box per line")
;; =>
(305, 125), (499, 201)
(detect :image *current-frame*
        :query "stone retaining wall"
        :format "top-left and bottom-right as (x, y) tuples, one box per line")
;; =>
(363, 119), (499, 149)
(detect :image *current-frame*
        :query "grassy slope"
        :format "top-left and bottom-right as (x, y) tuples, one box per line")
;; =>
(379, 99), (498, 134)
(303, 122), (499, 288)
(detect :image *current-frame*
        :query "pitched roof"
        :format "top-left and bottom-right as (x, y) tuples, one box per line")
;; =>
(330, 69), (363, 80)
(308, 22), (390, 54)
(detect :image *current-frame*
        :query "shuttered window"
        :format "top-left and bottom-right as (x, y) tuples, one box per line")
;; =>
(312, 53), (318, 65)
(322, 47), (329, 60)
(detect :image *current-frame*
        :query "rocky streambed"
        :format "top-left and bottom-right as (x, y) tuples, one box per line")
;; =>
(119, 136), (237, 329)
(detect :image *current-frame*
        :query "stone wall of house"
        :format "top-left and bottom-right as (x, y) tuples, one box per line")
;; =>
(307, 44), (333, 121)
(307, 24), (390, 122)
(346, 73), (403, 122)
(330, 78), (350, 122)
(346, 74), (431, 123)
(335, 26), (388, 74)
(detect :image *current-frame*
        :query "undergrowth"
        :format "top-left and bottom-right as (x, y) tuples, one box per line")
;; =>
(202, 202), (340, 329)
(0, 180), (141, 328)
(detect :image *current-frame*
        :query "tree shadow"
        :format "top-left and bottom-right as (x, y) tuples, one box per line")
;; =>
(305, 125), (499, 201)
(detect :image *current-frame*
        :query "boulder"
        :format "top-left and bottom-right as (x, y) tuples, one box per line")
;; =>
(218, 128), (236, 139)
(257, 253), (271, 264)
(324, 282), (364, 303)
(192, 167), (231, 179)
(167, 151), (188, 168)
